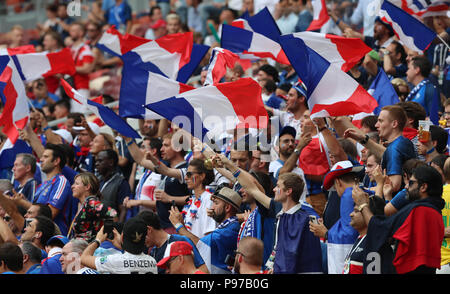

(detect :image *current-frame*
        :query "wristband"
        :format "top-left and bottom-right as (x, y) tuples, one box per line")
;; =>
(92, 239), (101, 247)
(426, 147), (435, 155)
(127, 139), (135, 147)
(43, 126), (51, 132)
(232, 169), (241, 178)
(174, 223), (184, 232)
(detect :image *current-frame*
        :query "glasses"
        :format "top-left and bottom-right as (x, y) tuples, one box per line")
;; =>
(234, 250), (245, 258)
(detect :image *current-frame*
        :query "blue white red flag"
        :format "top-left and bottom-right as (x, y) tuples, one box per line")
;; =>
(60, 79), (141, 139)
(120, 69), (195, 119)
(221, 7), (290, 65)
(11, 48), (76, 82)
(307, 0), (330, 31)
(144, 78), (268, 141)
(97, 26), (193, 80)
(368, 68), (399, 115)
(204, 47), (240, 86)
(379, 0), (437, 52)
(292, 32), (372, 72)
(0, 55), (30, 144)
(279, 34), (378, 119)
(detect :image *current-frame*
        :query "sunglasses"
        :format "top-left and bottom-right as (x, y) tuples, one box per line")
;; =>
(3, 216), (11, 222)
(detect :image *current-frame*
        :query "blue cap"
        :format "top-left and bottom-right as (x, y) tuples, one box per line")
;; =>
(46, 235), (70, 246)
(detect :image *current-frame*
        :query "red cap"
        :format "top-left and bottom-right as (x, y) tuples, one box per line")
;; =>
(156, 241), (193, 269)
(151, 19), (167, 29)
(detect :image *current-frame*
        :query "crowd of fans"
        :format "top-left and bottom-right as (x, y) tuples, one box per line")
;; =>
(0, 0), (449, 275)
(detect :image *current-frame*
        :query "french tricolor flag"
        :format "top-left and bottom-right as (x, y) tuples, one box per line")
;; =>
(120, 69), (195, 119)
(292, 32), (372, 72)
(204, 47), (240, 86)
(144, 78), (268, 141)
(279, 34), (378, 119)
(60, 79), (141, 139)
(379, 0), (437, 52)
(97, 26), (193, 80)
(307, 0), (330, 31)
(0, 55), (30, 144)
(389, 0), (449, 18)
(221, 7), (290, 65)
(11, 48), (76, 82)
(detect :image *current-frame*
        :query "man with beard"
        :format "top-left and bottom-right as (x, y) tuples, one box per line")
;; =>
(353, 165), (445, 274)
(179, 187), (241, 274)
(34, 144), (75, 236)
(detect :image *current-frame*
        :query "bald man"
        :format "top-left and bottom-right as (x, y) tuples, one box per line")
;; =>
(233, 237), (265, 274)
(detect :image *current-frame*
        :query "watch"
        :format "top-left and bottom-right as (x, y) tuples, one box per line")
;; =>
(294, 148), (301, 155)
(91, 239), (101, 247)
(359, 134), (370, 145)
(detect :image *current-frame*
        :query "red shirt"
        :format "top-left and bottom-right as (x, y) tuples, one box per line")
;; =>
(70, 43), (94, 90)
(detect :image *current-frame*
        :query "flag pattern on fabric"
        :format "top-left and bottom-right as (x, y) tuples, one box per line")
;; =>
(307, 0), (330, 31)
(279, 34), (378, 119)
(389, 0), (449, 18)
(204, 47), (240, 86)
(0, 55), (30, 144)
(60, 79), (141, 139)
(5, 45), (36, 55)
(378, 0), (437, 52)
(97, 26), (193, 80)
(221, 7), (290, 65)
(177, 43), (210, 84)
(119, 69), (194, 119)
(292, 32), (372, 72)
(352, 68), (400, 127)
(11, 48), (76, 82)
(144, 77), (268, 141)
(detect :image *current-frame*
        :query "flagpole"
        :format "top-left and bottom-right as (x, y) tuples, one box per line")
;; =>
(436, 34), (450, 51)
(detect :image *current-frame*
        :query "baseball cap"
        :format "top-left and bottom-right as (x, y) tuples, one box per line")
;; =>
(279, 126), (296, 139)
(53, 129), (73, 144)
(211, 187), (242, 211)
(46, 235), (69, 247)
(73, 122), (101, 135)
(122, 217), (147, 255)
(292, 81), (307, 98)
(375, 16), (394, 36)
(151, 19), (167, 29)
(156, 241), (193, 269)
(322, 160), (364, 190)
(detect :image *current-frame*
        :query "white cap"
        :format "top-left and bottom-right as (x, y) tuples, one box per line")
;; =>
(72, 122), (101, 135)
(53, 129), (73, 144)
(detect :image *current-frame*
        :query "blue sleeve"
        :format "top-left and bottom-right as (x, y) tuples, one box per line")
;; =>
(389, 189), (410, 210)
(383, 145), (403, 176)
(328, 188), (358, 244)
(180, 236), (205, 267)
(48, 178), (72, 210)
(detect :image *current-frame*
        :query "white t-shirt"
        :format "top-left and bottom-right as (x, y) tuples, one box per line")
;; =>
(182, 191), (217, 239)
(95, 252), (158, 274)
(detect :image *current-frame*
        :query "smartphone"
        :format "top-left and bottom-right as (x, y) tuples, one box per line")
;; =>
(104, 219), (114, 240)
(309, 215), (319, 225)
(224, 253), (236, 267)
(171, 200), (176, 207)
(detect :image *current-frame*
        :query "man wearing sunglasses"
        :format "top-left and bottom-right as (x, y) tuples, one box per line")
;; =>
(353, 165), (445, 274)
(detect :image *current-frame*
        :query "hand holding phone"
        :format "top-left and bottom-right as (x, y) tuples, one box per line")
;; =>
(309, 215), (319, 225)
(103, 219), (114, 240)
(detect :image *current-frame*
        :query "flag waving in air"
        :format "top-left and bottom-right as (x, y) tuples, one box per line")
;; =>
(144, 78), (268, 141)
(60, 79), (141, 139)
(221, 7), (290, 65)
(204, 48), (240, 86)
(11, 48), (76, 82)
(291, 32), (372, 72)
(307, 0), (330, 31)
(378, 0), (437, 52)
(97, 26), (193, 80)
(279, 34), (378, 118)
(0, 55), (30, 144)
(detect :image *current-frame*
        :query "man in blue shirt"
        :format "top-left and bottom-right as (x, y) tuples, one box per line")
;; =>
(0, 242), (23, 274)
(13, 153), (38, 203)
(105, 0), (132, 34)
(20, 241), (42, 274)
(34, 144), (76, 236)
(406, 55), (441, 125)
